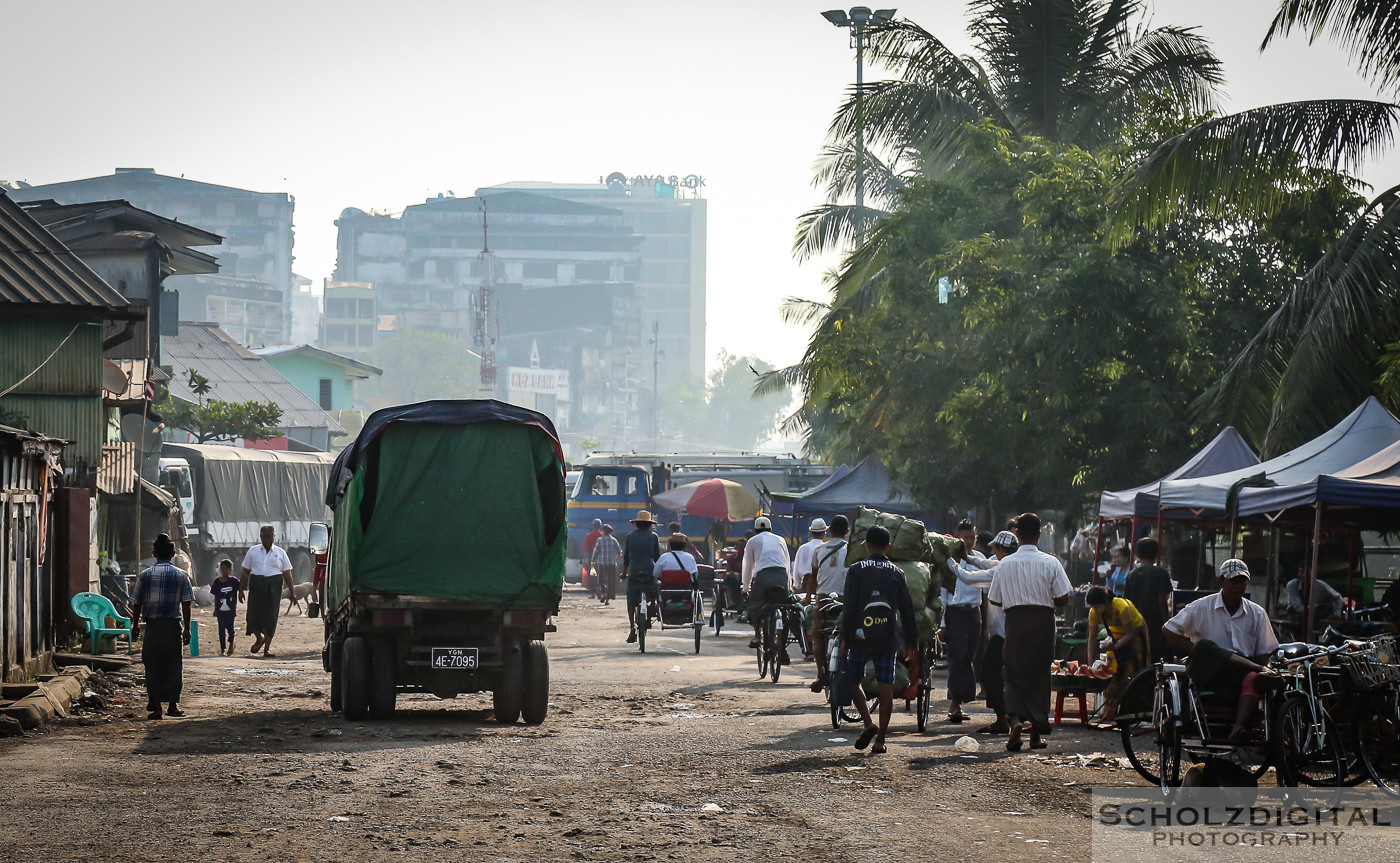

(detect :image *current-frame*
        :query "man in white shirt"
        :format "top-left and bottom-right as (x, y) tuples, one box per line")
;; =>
(987, 513), (1072, 751)
(792, 518), (829, 592)
(958, 531), (1015, 734)
(805, 515), (850, 691)
(1164, 558), (1280, 740)
(742, 517), (792, 654)
(240, 524), (295, 657)
(941, 520), (988, 723)
(652, 533), (699, 584)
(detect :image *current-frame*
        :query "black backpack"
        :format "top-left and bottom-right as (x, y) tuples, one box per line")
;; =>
(856, 589), (896, 649)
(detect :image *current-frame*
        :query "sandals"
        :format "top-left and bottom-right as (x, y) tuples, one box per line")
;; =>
(855, 726), (879, 750)
(870, 739), (887, 755)
(977, 722), (1009, 735)
(1006, 724), (1024, 751)
(948, 712), (969, 723)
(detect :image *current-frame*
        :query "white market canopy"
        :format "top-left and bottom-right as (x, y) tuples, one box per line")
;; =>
(1098, 427), (1259, 520)
(1156, 398), (1400, 517)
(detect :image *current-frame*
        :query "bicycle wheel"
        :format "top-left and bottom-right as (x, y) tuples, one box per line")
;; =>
(1117, 668), (1163, 786)
(1355, 690), (1400, 797)
(755, 611), (769, 678)
(1273, 694), (1348, 787)
(768, 612), (782, 683)
(635, 603), (648, 654)
(1157, 702), (1182, 791)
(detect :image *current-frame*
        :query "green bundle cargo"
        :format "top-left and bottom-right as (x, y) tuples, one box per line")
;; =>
(845, 506), (964, 594)
(896, 560), (931, 610)
(862, 659), (911, 694)
(914, 607), (939, 645)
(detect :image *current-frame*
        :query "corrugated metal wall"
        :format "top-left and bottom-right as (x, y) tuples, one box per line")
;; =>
(0, 437), (55, 681)
(0, 318), (105, 470)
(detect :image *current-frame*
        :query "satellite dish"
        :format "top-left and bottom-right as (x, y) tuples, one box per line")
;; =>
(120, 413), (165, 454)
(102, 359), (131, 396)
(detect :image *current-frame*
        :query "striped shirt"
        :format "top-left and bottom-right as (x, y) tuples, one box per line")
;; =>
(987, 544), (1072, 609)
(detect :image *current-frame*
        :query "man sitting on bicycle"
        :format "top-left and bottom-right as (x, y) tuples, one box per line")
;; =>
(1162, 558), (1281, 741)
(742, 517), (793, 661)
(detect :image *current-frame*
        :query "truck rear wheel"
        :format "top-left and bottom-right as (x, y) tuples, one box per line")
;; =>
(368, 638), (397, 719)
(342, 636), (370, 720)
(493, 642), (523, 724)
(328, 637), (344, 713)
(521, 640), (549, 725)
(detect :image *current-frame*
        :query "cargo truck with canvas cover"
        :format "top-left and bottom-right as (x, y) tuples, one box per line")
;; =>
(318, 400), (566, 723)
(159, 444), (335, 585)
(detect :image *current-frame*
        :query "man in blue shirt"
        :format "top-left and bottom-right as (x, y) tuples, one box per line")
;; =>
(130, 534), (195, 720)
(840, 525), (917, 755)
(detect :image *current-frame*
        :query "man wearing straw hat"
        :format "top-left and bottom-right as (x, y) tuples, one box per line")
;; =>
(622, 510), (663, 644)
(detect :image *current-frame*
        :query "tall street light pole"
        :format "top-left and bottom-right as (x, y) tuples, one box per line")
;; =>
(822, 7), (896, 218)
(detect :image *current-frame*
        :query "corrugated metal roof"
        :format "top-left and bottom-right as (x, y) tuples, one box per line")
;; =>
(250, 345), (383, 377)
(161, 322), (345, 436)
(19, 198), (222, 249)
(98, 441), (136, 494)
(0, 191), (132, 311)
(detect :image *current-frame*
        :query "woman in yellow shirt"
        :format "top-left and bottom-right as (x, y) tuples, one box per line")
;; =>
(1086, 586), (1149, 719)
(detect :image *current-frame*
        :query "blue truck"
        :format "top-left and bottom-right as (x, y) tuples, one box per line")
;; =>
(564, 454), (829, 577)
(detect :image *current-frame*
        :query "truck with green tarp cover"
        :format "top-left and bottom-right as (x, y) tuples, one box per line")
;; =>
(317, 400), (566, 723)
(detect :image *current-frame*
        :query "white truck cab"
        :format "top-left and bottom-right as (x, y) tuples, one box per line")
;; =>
(157, 457), (196, 532)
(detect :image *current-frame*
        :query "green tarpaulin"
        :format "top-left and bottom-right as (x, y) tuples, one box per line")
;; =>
(327, 418), (565, 609)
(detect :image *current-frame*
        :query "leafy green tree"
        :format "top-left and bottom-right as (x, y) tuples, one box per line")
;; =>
(660, 352), (791, 451)
(1112, 0), (1400, 453)
(157, 370), (283, 443)
(362, 329), (487, 404)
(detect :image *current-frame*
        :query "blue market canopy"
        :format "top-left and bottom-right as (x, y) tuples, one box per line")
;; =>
(1098, 427), (1259, 520)
(1156, 398), (1400, 518)
(771, 456), (926, 518)
(1235, 437), (1400, 517)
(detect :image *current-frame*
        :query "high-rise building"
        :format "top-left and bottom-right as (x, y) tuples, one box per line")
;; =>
(320, 281), (377, 360)
(479, 173), (706, 390)
(333, 191), (645, 443)
(9, 168), (297, 342)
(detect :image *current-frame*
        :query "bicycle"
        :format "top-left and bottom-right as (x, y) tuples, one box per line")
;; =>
(753, 591), (805, 683)
(631, 574), (660, 654)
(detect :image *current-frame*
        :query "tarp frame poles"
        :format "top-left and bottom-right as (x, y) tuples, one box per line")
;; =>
(1306, 503), (1323, 643)
(1092, 517), (1106, 585)
(1155, 510), (1164, 563)
(1229, 518), (1238, 558)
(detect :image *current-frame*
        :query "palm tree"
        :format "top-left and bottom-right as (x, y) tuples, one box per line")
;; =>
(796, 0), (1224, 259)
(1112, 0), (1400, 453)
(772, 1), (1226, 450)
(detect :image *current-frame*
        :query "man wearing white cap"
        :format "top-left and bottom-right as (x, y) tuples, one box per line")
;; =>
(742, 516), (792, 657)
(1163, 558), (1280, 740)
(792, 518), (829, 593)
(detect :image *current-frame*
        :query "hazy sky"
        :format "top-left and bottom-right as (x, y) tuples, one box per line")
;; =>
(6, 0), (1395, 372)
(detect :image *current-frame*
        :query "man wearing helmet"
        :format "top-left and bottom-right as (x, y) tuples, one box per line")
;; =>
(742, 516), (793, 662)
(1163, 558), (1281, 740)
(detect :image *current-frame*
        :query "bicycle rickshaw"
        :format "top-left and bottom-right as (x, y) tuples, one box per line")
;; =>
(819, 593), (936, 730)
(634, 565), (706, 654)
(1117, 634), (1400, 794)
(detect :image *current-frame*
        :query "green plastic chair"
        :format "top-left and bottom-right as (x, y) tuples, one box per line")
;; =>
(70, 592), (133, 655)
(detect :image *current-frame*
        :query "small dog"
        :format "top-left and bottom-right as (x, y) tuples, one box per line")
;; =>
(282, 581), (317, 615)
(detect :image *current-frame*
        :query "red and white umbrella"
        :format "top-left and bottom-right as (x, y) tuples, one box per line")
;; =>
(653, 478), (762, 521)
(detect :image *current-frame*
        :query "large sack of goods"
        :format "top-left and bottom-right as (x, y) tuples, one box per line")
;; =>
(914, 606), (939, 645)
(896, 560), (931, 610)
(845, 507), (929, 564)
(861, 658), (911, 694)
(924, 534), (965, 594)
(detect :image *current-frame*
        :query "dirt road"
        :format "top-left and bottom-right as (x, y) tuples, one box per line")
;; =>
(0, 589), (1146, 862)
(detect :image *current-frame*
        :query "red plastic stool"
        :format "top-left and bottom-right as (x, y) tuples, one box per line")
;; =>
(1054, 688), (1089, 725)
